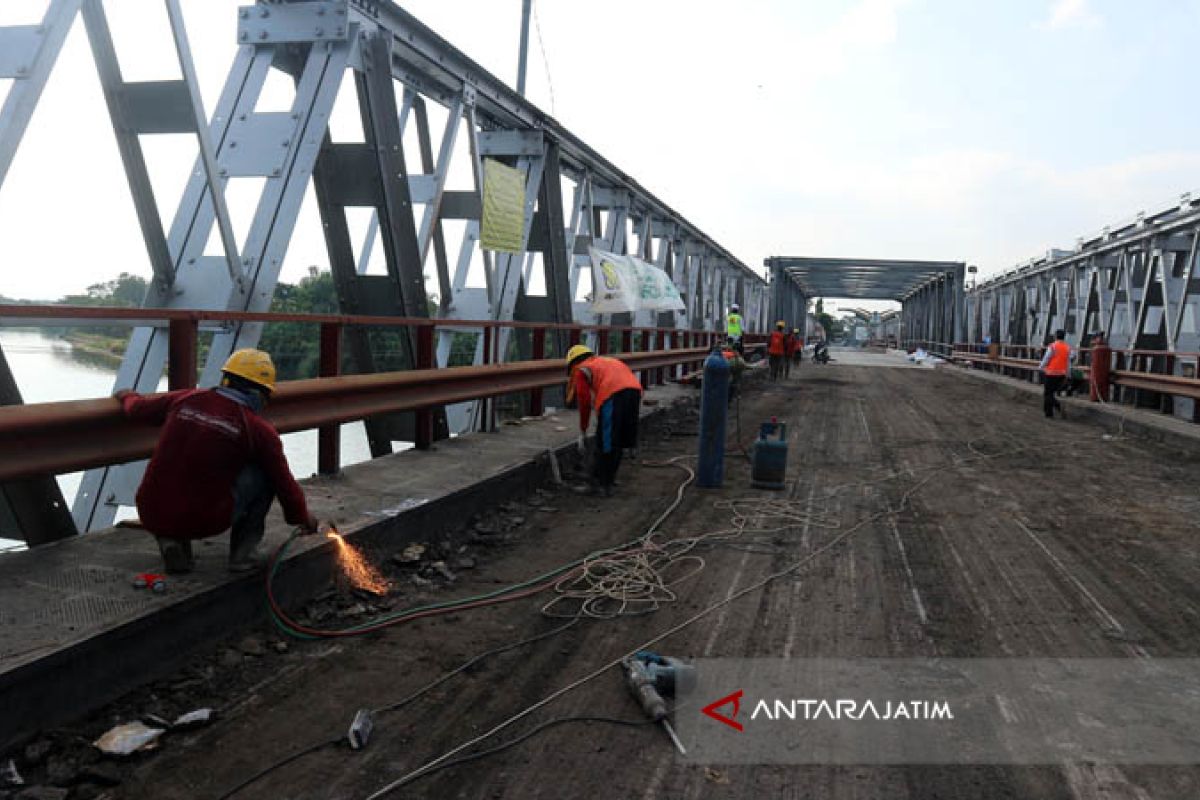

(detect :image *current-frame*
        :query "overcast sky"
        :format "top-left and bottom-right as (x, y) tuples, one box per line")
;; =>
(1, 0), (1198, 315)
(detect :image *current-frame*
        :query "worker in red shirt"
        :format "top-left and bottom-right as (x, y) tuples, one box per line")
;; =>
(768, 321), (787, 381)
(115, 349), (319, 574)
(565, 344), (643, 497)
(1038, 329), (1073, 419)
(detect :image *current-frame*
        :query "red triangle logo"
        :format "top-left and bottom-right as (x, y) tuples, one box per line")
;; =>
(701, 689), (744, 732)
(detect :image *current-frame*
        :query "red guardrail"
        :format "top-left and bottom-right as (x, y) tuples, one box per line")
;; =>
(948, 342), (1200, 418)
(0, 305), (729, 479)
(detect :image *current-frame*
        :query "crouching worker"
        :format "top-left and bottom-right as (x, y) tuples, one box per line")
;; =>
(115, 349), (319, 574)
(565, 344), (642, 497)
(721, 338), (747, 405)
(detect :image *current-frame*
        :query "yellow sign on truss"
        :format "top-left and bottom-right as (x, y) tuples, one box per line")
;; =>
(480, 158), (526, 253)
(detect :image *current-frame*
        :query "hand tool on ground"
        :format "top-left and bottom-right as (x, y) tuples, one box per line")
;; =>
(622, 651), (694, 755)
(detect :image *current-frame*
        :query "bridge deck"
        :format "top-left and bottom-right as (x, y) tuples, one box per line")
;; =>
(7, 356), (1200, 798)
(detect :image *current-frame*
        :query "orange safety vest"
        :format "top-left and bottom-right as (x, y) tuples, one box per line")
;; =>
(577, 356), (643, 409)
(768, 331), (786, 356)
(1044, 340), (1070, 376)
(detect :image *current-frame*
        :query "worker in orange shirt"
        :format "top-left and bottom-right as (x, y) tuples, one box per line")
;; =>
(768, 321), (787, 381)
(1038, 329), (1073, 418)
(791, 328), (804, 367)
(783, 327), (798, 378)
(565, 344), (643, 496)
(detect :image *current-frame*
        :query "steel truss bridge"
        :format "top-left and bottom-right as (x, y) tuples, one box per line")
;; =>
(967, 196), (1200, 355)
(0, 0), (784, 534)
(1, 0), (1196, 547)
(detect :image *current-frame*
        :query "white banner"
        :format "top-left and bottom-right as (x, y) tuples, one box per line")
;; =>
(589, 248), (685, 314)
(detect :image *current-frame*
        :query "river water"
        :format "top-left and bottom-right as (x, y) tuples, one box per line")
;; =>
(0, 329), (372, 550)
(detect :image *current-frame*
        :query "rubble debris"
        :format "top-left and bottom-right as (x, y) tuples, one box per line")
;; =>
(76, 762), (120, 787)
(392, 543), (426, 564)
(704, 767), (730, 785)
(44, 757), (76, 787)
(172, 708), (213, 729)
(93, 722), (164, 757)
(1, 759), (23, 787)
(237, 636), (265, 657)
(15, 787), (68, 800)
(21, 741), (51, 768)
(430, 561), (457, 582)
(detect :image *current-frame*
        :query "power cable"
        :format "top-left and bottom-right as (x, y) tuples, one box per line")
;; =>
(214, 619), (580, 800)
(363, 441), (1028, 798)
(531, 0), (556, 115)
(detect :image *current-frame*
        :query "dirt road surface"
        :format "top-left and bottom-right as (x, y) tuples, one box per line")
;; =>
(25, 354), (1200, 799)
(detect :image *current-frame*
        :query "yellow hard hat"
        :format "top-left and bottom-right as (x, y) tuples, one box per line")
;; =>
(776, 320), (786, 328)
(565, 344), (594, 373)
(222, 348), (276, 393)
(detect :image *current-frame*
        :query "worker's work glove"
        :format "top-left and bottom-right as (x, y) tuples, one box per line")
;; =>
(298, 515), (321, 536)
(576, 434), (587, 456)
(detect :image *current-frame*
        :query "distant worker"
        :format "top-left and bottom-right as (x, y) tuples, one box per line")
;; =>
(115, 349), (319, 574)
(1038, 329), (1072, 419)
(565, 344), (643, 497)
(783, 327), (798, 378)
(726, 304), (744, 353)
(721, 338), (747, 404)
(791, 328), (804, 366)
(768, 321), (787, 381)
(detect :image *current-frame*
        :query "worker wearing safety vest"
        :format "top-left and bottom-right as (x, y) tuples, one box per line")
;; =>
(726, 304), (744, 353)
(768, 321), (787, 381)
(115, 349), (321, 574)
(1038, 329), (1073, 419)
(791, 328), (804, 365)
(565, 345), (643, 496)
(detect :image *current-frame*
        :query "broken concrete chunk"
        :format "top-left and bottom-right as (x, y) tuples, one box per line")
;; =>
(16, 787), (68, 800)
(44, 757), (76, 787)
(172, 708), (213, 729)
(21, 741), (51, 768)
(1, 759), (23, 787)
(430, 561), (457, 582)
(237, 636), (266, 657)
(393, 543), (426, 564)
(93, 722), (164, 757)
(76, 762), (121, 787)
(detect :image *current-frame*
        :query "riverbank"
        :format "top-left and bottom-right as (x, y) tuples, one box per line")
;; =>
(61, 331), (126, 369)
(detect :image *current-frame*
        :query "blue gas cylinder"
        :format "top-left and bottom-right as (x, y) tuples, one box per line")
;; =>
(696, 348), (730, 488)
(751, 418), (788, 489)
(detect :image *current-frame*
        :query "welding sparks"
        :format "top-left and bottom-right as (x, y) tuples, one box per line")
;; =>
(326, 528), (389, 595)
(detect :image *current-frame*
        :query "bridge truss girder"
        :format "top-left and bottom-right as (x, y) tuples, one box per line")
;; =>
(0, 0), (767, 535)
(968, 198), (1200, 354)
(764, 256), (966, 345)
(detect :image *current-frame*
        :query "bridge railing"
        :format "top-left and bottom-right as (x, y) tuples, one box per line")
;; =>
(0, 305), (722, 481)
(948, 342), (1200, 421)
